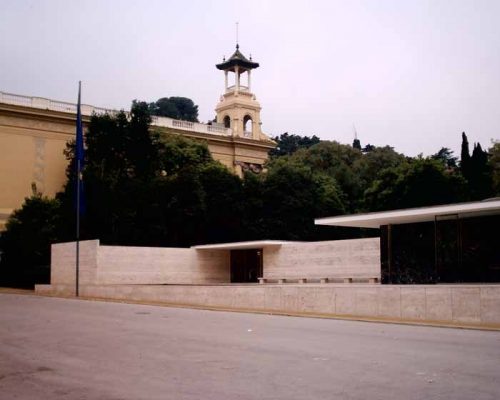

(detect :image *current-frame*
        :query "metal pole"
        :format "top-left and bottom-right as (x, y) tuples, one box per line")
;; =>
(434, 216), (438, 282)
(76, 158), (80, 297)
(387, 224), (392, 283)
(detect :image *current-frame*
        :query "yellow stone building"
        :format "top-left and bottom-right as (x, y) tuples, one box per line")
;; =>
(0, 45), (275, 230)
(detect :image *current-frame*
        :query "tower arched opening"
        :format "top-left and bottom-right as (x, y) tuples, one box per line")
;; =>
(243, 115), (253, 137)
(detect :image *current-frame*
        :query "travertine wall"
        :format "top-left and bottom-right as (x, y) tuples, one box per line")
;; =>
(51, 240), (230, 286)
(51, 238), (380, 286)
(51, 240), (99, 285)
(97, 245), (230, 284)
(36, 283), (500, 328)
(263, 238), (380, 280)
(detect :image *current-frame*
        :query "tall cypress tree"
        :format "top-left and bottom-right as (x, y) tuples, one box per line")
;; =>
(469, 143), (492, 199)
(471, 143), (487, 165)
(460, 132), (471, 178)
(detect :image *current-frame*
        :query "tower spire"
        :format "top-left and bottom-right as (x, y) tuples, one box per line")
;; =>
(236, 22), (239, 48)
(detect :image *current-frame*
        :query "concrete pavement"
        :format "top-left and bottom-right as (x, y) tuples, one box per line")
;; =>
(1, 293), (499, 399)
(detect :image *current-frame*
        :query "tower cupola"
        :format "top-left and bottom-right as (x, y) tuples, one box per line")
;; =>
(215, 44), (265, 141)
(216, 44), (259, 94)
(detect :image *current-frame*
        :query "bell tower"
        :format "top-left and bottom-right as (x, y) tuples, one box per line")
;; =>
(215, 44), (265, 140)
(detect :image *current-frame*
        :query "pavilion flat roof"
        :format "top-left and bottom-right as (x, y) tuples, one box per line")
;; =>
(315, 199), (500, 229)
(192, 240), (296, 250)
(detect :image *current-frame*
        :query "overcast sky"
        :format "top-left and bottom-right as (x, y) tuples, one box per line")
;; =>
(1, 0), (499, 156)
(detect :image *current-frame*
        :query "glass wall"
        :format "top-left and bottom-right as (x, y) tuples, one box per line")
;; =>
(381, 214), (500, 283)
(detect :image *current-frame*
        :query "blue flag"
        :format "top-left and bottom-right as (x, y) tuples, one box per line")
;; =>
(75, 81), (86, 215)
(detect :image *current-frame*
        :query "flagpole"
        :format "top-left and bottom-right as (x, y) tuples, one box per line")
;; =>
(75, 81), (82, 297)
(76, 158), (80, 297)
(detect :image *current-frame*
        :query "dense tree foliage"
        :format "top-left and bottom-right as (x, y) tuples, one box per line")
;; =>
(259, 159), (345, 240)
(0, 192), (61, 287)
(459, 132), (494, 200)
(431, 147), (458, 168)
(269, 132), (320, 157)
(490, 142), (500, 195)
(363, 158), (468, 211)
(148, 97), (199, 122)
(76, 103), (233, 247)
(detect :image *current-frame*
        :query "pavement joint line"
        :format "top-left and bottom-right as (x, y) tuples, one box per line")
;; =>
(3, 287), (499, 332)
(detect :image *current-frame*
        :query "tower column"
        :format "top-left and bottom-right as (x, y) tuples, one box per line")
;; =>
(248, 70), (251, 91)
(224, 71), (228, 90)
(235, 66), (240, 92)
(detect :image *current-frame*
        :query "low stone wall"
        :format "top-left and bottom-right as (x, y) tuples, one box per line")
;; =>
(51, 240), (230, 286)
(263, 238), (380, 281)
(35, 283), (500, 328)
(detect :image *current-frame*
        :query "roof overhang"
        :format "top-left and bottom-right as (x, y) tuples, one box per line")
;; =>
(192, 240), (294, 250)
(216, 46), (259, 72)
(216, 59), (259, 72)
(315, 199), (500, 229)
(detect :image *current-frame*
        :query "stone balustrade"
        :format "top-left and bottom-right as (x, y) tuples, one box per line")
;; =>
(0, 90), (233, 137)
(226, 85), (249, 93)
(153, 116), (232, 136)
(0, 90), (112, 115)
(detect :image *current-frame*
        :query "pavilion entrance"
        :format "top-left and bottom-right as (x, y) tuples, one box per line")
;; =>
(230, 249), (263, 283)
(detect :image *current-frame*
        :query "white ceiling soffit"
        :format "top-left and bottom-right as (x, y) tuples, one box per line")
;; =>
(192, 240), (295, 250)
(315, 199), (500, 229)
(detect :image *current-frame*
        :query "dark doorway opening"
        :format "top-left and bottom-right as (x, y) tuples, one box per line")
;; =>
(230, 249), (263, 283)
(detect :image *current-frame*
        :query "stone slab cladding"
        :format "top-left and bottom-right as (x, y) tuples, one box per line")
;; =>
(50, 240), (230, 286)
(263, 238), (380, 281)
(38, 238), (500, 329)
(35, 283), (500, 329)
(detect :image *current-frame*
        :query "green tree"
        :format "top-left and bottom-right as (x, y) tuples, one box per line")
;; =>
(458, 132), (493, 200)
(149, 97), (199, 122)
(157, 133), (212, 174)
(287, 141), (362, 212)
(364, 157), (468, 211)
(240, 172), (266, 240)
(67, 102), (163, 244)
(362, 144), (376, 153)
(353, 145), (406, 209)
(460, 132), (471, 175)
(62, 102), (238, 247)
(0, 192), (61, 288)
(431, 147), (458, 169)
(489, 142), (500, 195)
(468, 142), (493, 200)
(198, 163), (244, 244)
(260, 159), (345, 240)
(269, 132), (320, 157)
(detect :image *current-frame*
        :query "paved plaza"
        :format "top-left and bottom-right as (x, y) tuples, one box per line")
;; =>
(1, 293), (499, 399)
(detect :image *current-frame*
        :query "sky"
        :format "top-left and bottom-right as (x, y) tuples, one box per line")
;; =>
(1, 0), (499, 156)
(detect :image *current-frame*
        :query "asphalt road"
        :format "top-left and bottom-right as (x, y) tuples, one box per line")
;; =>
(1, 293), (499, 400)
